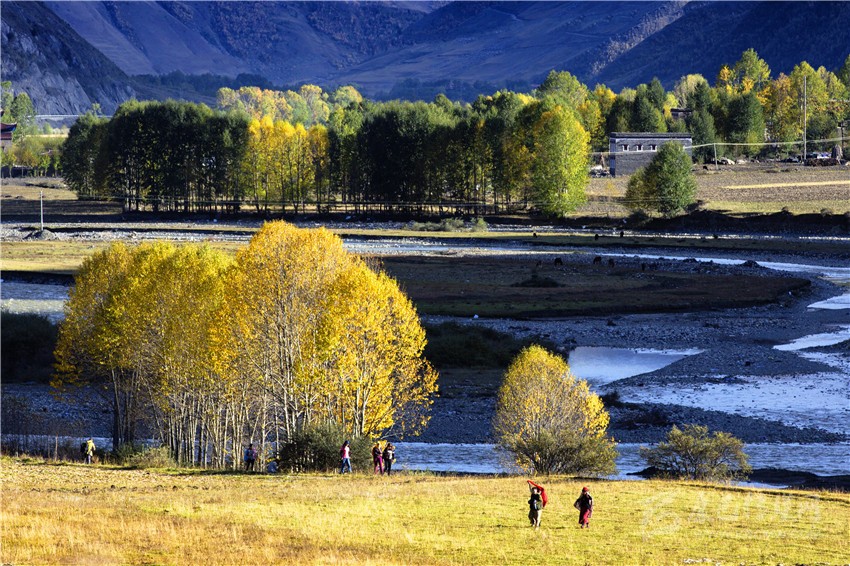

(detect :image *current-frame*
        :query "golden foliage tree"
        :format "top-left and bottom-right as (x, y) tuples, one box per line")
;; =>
(493, 345), (616, 476)
(213, 221), (437, 443)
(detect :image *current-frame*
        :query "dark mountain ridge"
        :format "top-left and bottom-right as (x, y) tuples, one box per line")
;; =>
(2, 1), (847, 115)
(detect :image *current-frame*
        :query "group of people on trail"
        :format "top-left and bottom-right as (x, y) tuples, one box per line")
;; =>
(338, 440), (397, 475)
(527, 481), (593, 529)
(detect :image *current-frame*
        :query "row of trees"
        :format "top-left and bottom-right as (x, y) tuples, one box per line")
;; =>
(61, 95), (591, 216)
(53, 222), (437, 467)
(58, 50), (849, 216)
(61, 100), (248, 212)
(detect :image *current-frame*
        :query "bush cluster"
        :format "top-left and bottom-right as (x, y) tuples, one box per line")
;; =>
(112, 444), (175, 469)
(1, 312), (58, 383)
(277, 422), (372, 473)
(424, 322), (557, 368)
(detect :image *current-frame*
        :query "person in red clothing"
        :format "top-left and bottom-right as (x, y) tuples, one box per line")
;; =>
(574, 486), (593, 528)
(371, 442), (384, 475)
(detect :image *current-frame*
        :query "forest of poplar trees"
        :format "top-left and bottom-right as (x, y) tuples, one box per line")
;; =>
(59, 50), (850, 218)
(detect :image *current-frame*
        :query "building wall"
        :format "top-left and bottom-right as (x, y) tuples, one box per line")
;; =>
(609, 133), (692, 177)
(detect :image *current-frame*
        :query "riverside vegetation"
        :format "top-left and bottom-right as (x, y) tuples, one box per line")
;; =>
(2, 457), (849, 565)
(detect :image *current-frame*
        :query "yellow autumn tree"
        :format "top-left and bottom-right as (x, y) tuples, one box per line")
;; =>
(319, 259), (437, 437)
(213, 221), (436, 442)
(54, 241), (234, 458)
(133, 244), (231, 466)
(493, 345), (616, 475)
(53, 242), (141, 447)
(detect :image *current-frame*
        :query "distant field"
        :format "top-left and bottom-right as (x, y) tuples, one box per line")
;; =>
(2, 457), (848, 565)
(583, 166), (850, 216)
(380, 255), (811, 318)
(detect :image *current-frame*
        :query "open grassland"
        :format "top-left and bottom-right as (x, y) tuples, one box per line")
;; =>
(583, 166), (850, 216)
(3, 166), (849, 221)
(2, 457), (848, 565)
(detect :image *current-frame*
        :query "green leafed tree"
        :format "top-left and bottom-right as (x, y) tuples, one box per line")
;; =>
(640, 424), (751, 482)
(525, 103), (589, 216)
(493, 345), (616, 476)
(624, 141), (696, 217)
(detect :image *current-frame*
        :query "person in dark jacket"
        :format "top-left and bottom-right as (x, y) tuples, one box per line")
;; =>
(382, 443), (396, 476)
(574, 486), (593, 528)
(528, 487), (543, 528)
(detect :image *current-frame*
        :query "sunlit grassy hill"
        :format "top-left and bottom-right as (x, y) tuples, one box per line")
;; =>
(2, 457), (848, 565)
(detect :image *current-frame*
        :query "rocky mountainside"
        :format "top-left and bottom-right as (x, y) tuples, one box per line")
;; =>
(0, 1), (136, 115)
(2, 1), (848, 114)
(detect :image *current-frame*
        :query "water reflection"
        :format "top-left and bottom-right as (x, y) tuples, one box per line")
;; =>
(567, 347), (701, 385)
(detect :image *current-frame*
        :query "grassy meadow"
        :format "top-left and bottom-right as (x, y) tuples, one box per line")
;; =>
(2, 457), (849, 565)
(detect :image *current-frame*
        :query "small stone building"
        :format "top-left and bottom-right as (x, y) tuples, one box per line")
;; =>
(609, 132), (693, 177)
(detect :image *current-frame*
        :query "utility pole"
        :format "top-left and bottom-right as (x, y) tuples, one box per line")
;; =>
(40, 189), (44, 231)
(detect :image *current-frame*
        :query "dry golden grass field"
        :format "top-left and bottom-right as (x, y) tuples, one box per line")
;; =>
(2, 457), (849, 565)
(583, 165), (850, 216)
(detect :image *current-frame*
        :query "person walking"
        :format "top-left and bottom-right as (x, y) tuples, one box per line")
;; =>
(84, 438), (96, 465)
(339, 440), (352, 474)
(371, 442), (384, 475)
(528, 487), (543, 528)
(382, 442), (396, 476)
(574, 486), (593, 528)
(244, 443), (257, 472)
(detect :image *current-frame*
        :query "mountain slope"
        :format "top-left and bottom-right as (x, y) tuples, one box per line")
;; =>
(4, 1), (848, 114)
(593, 1), (850, 88)
(1, 1), (136, 115)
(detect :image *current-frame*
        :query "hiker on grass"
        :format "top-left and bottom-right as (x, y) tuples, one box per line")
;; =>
(574, 486), (593, 528)
(84, 438), (95, 465)
(526, 480), (547, 528)
(372, 442), (384, 475)
(382, 442), (396, 476)
(340, 440), (352, 474)
(244, 443), (257, 472)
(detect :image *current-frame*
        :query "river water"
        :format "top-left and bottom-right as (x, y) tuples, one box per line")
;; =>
(393, 442), (850, 478)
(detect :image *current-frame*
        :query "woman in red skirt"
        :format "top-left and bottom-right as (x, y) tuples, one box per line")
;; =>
(574, 486), (593, 528)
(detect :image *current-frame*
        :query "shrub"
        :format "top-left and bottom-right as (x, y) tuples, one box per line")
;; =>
(112, 443), (175, 468)
(493, 345), (617, 476)
(640, 424), (751, 482)
(277, 422), (372, 473)
(1, 312), (58, 383)
(423, 322), (557, 368)
(407, 218), (484, 232)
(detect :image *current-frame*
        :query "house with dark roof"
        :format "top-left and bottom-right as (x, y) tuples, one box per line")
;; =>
(608, 132), (692, 177)
(1, 122), (17, 151)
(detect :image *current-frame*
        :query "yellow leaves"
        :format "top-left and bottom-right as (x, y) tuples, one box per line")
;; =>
(216, 221), (437, 439)
(494, 345), (610, 444)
